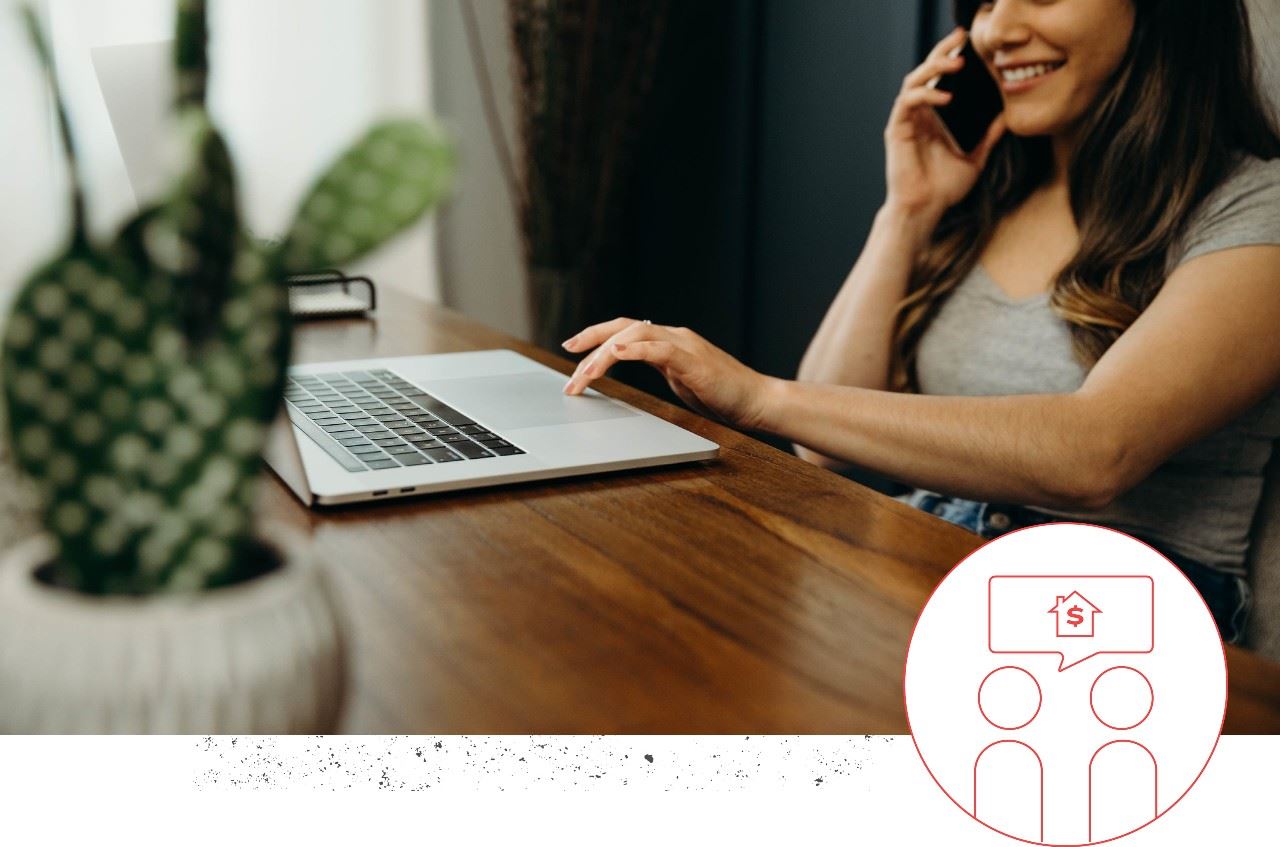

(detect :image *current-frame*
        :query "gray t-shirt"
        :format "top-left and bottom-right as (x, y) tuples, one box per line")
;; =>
(915, 155), (1280, 574)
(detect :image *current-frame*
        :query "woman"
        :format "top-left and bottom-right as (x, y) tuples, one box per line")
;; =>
(559, 0), (1280, 643)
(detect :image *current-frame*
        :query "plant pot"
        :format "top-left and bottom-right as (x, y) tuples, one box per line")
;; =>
(0, 524), (346, 733)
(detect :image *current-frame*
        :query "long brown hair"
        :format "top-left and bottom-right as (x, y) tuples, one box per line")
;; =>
(890, 0), (1280, 391)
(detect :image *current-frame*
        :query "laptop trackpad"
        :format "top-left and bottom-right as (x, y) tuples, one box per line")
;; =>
(419, 371), (639, 430)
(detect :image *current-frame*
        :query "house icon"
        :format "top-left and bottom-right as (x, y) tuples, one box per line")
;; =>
(1048, 591), (1102, 638)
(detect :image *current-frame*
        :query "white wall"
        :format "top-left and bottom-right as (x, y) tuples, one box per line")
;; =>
(209, 0), (438, 298)
(429, 0), (527, 340)
(0, 0), (61, 315)
(1, 0), (440, 306)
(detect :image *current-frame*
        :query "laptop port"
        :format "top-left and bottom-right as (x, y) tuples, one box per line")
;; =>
(372, 490), (388, 496)
(399, 487), (416, 493)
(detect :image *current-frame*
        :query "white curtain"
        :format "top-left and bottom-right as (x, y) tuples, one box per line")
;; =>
(0, 0), (439, 308)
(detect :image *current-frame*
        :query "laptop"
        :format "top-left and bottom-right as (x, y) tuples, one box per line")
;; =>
(266, 350), (719, 505)
(90, 40), (719, 506)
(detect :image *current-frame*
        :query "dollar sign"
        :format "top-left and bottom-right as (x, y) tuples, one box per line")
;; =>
(1067, 605), (1084, 627)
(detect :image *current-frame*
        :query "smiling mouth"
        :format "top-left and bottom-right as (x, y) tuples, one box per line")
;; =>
(1000, 61), (1066, 85)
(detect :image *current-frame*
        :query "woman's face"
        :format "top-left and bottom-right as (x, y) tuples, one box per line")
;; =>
(970, 0), (1136, 138)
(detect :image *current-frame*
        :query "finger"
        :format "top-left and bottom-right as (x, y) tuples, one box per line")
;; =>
(886, 89), (955, 145)
(903, 28), (967, 90)
(611, 340), (685, 370)
(969, 113), (1008, 167)
(563, 327), (674, 395)
(561, 316), (638, 352)
(902, 51), (965, 92)
(567, 320), (656, 383)
(898, 87), (954, 113)
(928, 27), (967, 62)
(563, 337), (686, 396)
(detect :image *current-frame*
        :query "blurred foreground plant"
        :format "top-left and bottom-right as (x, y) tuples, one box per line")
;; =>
(1, 1), (454, 594)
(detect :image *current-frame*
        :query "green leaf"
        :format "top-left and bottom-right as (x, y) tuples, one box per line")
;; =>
(278, 120), (455, 274)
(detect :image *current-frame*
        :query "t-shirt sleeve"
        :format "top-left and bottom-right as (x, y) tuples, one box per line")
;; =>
(1175, 156), (1280, 268)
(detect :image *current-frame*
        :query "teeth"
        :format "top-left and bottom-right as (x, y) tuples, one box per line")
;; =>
(1001, 63), (1061, 83)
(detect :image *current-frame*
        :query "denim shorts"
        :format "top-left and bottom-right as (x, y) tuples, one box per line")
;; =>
(897, 489), (1253, 645)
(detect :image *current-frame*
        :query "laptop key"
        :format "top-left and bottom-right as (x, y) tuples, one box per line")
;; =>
(422, 447), (462, 463)
(458, 425), (487, 435)
(409, 398), (475, 426)
(349, 445), (383, 456)
(439, 434), (469, 443)
(450, 441), (495, 459)
(489, 444), (525, 456)
(337, 436), (369, 446)
(396, 454), (430, 466)
(386, 445), (417, 455)
(363, 458), (398, 469)
(285, 408), (367, 472)
(472, 431), (499, 441)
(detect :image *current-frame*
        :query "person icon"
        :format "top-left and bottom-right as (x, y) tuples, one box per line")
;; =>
(1088, 666), (1157, 841)
(974, 666), (1044, 842)
(907, 526), (1227, 845)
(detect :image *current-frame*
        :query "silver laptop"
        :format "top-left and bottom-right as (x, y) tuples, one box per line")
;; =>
(91, 40), (719, 506)
(267, 350), (718, 505)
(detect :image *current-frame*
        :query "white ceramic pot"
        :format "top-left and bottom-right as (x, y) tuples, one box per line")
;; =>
(0, 525), (346, 733)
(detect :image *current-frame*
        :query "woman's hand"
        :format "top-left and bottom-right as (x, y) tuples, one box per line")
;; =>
(561, 317), (777, 431)
(885, 27), (1007, 229)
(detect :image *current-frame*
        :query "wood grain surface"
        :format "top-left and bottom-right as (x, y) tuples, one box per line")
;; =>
(261, 287), (1280, 733)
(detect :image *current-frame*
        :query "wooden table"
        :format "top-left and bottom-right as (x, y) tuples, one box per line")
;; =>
(263, 287), (1280, 733)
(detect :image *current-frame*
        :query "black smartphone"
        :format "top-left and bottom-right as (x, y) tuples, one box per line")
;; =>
(930, 36), (1004, 156)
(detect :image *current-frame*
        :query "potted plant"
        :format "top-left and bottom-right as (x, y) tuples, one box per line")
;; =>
(0, 1), (454, 732)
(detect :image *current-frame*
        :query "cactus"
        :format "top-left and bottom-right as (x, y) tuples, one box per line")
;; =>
(1, 2), (454, 594)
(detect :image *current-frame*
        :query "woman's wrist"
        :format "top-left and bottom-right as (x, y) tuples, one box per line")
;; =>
(875, 201), (941, 252)
(752, 375), (793, 435)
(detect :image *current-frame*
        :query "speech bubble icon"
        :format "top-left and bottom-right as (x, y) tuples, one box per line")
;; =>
(988, 575), (1154, 671)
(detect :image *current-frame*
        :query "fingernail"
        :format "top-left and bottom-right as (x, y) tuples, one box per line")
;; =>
(562, 338), (575, 350)
(563, 378), (575, 393)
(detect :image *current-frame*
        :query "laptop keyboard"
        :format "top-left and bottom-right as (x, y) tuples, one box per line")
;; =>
(284, 369), (525, 472)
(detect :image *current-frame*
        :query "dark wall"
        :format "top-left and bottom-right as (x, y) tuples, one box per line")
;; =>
(610, 1), (942, 410)
(748, 1), (923, 377)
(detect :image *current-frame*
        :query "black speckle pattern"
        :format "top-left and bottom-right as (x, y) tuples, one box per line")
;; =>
(192, 736), (889, 790)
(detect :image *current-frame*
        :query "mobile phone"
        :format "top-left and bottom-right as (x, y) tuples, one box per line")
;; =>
(929, 36), (1004, 156)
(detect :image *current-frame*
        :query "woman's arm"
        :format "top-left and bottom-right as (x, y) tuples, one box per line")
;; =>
(563, 245), (1280, 511)
(771, 245), (1280, 508)
(791, 206), (931, 474)
(796, 207), (933, 394)
(793, 27), (1006, 471)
